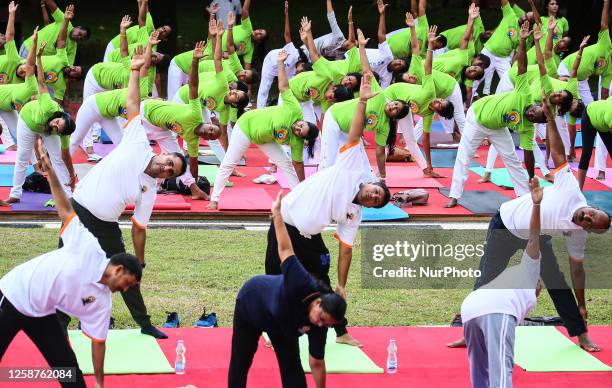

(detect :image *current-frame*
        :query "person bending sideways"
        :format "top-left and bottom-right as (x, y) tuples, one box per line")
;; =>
(462, 175), (544, 388)
(0, 141), (141, 388)
(228, 191), (347, 388)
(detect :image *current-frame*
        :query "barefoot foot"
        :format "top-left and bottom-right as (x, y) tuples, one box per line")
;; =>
(446, 337), (466, 348)
(336, 333), (363, 347)
(444, 198), (458, 208)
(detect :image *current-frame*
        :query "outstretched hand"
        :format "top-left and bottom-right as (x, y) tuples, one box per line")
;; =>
(216, 20), (225, 37)
(208, 2), (220, 15)
(579, 35), (590, 51)
(149, 30), (160, 45)
(348, 5), (353, 23)
(120, 15), (133, 30)
(358, 72), (377, 101)
(37, 143), (51, 173)
(377, 0), (388, 14)
(271, 190), (283, 216)
(277, 49), (289, 63)
(427, 25), (438, 44)
(533, 23), (543, 41)
(8, 1), (18, 13)
(357, 28), (369, 46)
(65, 4), (75, 21)
(520, 20), (532, 40)
(300, 16), (312, 34)
(37, 41), (47, 57)
(469, 2), (480, 19)
(32, 26), (39, 43)
(284, 0), (288, 15)
(540, 89), (554, 120)
(208, 15), (217, 36)
(193, 40), (206, 60)
(529, 177), (543, 204)
(405, 12), (415, 28)
(131, 45), (146, 69)
(548, 15), (557, 30)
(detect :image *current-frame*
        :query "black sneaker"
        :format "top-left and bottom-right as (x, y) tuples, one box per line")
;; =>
(450, 313), (463, 327)
(141, 324), (168, 339)
(162, 311), (180, 328)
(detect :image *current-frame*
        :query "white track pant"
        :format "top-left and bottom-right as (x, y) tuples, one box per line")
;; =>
(439, 83), (467, 134)
(81, 69), (108, 151)
(397, 112), (427, 169)
(211, 124), (299, 201)
(103, 41), (115, 62)
(167, 59), (189, 102)
(0, 111), (17, 147)
(256, 53), (276, 109)
(481, 47), (513, 96)
(11, 118), (71, 199)
(70, 96), (124, 156)
(277, 96), (321, 164)
(319, 113), (376, 182)
(449, 109), (529, 199)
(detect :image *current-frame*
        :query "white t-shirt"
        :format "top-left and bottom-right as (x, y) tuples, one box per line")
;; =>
(301, 12), (346, 61)
(500, 164), (588, 259)
(281, 141), (363, 247)
(461, 251), (541, 323)
(263, 43), (300, 79)
(73, 115), (158, 227)
(365, 43), (394, 88)
(0, 214), (112, 341)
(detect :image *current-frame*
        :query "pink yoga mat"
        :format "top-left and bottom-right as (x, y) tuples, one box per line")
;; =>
(125, 194), (191, 211)
(0, 150), (17, 163)
(93, 143), (116, 157)
(273, 166), (318, 189)
(586, 168), (612, 188)
(218, 188), (275, 211)
(384, 166), (444, 188)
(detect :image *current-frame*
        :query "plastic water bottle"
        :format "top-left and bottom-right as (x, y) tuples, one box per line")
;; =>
(175, 339), (186, 374)
(387, 339), (397, 374)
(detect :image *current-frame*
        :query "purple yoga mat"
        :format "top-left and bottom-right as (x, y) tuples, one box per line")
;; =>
(514, 149), (578, 169)
(11, 191), (54, 212)
(93, 143), (116, 157)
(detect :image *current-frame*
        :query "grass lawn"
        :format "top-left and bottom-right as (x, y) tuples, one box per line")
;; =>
(0, 227), (610, 329)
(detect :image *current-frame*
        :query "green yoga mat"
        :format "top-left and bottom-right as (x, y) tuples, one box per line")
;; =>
(515, 326), (612, 372)
(198, 165), (233, 187)
(68, 329), (174, 375)
(470, 167), (552, 189)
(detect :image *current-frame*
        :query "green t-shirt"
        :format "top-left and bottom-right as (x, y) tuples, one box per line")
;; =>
(0, 41), (23, 85)
(525, 40), (561, 75)
(440, 16), (486, 54)
(288, 57), (335, 104)
(92, 61), (130, 90)
(205, 17), (254, 63)
(0, 74), (37, 111)
(144, 98), (204, 157)
(530, 76), (578, 103)
(22, 9), (77, 65)
(508, 62), (554, 85)
(177, 70), (236, 103)
(326, 47), (361, 84)
(238, 89), (305, 162)
(197, 52), (244, 75)
(387, 16), (429, 58)
(562, 29), (611, 81)
(541, 16), (569, 41)
(41, 48), (69, 100)
(484, 3), (520, 58)
(174, 50), (195, 74)
(409, 55), (457, 98)
(195, 71), (230, 125)
(94, 77), (150, 119)
(110, 13), (155, 49)
(473, 73), (536, 150)
(108, 31), (154, 64)
(384, 74), (436, 133)
(19, 92), (69, 148)
(330, 92), (390, 147)
(433, 48), (470, 81)
(586, 98), (612, 133)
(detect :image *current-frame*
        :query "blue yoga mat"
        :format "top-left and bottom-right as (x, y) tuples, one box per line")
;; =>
(575, 131), (582, 148)
(583, 191), (612, 215)
(361, 203), (409, 221)
(0, 144), (6, 154)
(0, 164), (34, 186)
(428, 149), (480, 168)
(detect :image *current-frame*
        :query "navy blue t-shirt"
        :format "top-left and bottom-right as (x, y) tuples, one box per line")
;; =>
(236, 255), (327, 359)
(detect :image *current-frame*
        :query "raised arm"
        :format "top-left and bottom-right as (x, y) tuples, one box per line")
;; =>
(138, 0), (148, 27)
(517, 20), (531, 76)
(5, 2), (17, 42)
(570, 36), (590, 79)
(544, 16), (556, 60)
(189, 41), (206, 100)
(283, 1), (291, 44)
(527, 0), (542, 25)
(56, 4), (73, 50)
(37, 142), (74, 222)
(213, 20), (224, 73)
(119, 15), (133, 58)
(226, 12), (236, 54)
(533, 23), (546, 76)
(36, 42), (49, 94)
(41, 0), (50, 26)
(141, 31), (159, 78)
(277, 50), (290, 92)
(525, 177), (542, 260)
(326, 0), (345, 41)
(271, 191), (295, 262)
(541, 89), (566, 169)
(300, 17), (320, 64)
(602, 0), (609, 31)
(410, 0), (418, 16)
(126, 46), (145, 119)
(406, 12), (419, 56)
(346, 6), (355, 49)
(357, 29), (373, 75)
(206, 2), (219, 41)
(25, 28), (38, 77)
(418, 0), (427, 17)
(44, 0), (58, 13)
(377, 0), (387, 43)
(347, 73), (377, 145)
(241, 0), (251, 20)
(425, 25), (436, 76)
(460, 3), (479, 50)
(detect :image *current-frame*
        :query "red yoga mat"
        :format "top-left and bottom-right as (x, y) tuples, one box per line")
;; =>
(218, 187), (275, 211)
(384, 166), (444, 188)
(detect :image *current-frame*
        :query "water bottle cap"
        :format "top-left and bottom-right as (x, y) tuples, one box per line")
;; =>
(178, 339), (184, 344)
(390, 339), (396, 343)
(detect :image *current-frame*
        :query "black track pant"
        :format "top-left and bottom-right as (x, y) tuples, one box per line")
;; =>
(57, 199), (151, 330)
(265, 220), (348, 336)
(0, 292), (86, 387)
(578, 109), (612, 171)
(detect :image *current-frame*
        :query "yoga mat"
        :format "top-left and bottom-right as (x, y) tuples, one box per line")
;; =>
(575, 131), (582, 148)
(583, 191), (612, 215)
(11, 191), (54, 212)
(384, 166), (444, 188)
(125, 194), (191, 211)
(274, 166), (317, 189)
(218, 187), (275, 210)
(100, 129), (113, 144)
(429, 149), (480, 168)
(361, 203), (409, 221)
(0, 164), (33, 186)
(0, 150), (16, 163)
(198, 165), (233, 187)
(198, 153), (246, 166)
(0, 144), (5, 153)
(74, 163), (94, 179)
(299, 331), (384, 374)
(439, 188), (511, 214)
(68, 329), (174, 375)
(469, 167), (552, 189)
(515, 326), (612, 372)
(585, 168), (612, 188)
(93, 142), (116, 157)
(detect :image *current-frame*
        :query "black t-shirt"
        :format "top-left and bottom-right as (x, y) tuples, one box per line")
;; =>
(237, 255), (327, 359)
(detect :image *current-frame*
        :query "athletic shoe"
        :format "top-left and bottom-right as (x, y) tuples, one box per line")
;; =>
(450, 313), (462, 327)
(87, 153), (102, 163)
(44, 199), (56, 208)
(162, 312), (180, 328)
(195, 309), (218, 328)
(141, 324), (168, 339)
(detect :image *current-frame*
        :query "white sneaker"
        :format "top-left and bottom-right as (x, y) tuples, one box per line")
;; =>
(87, 153), (102, 162)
